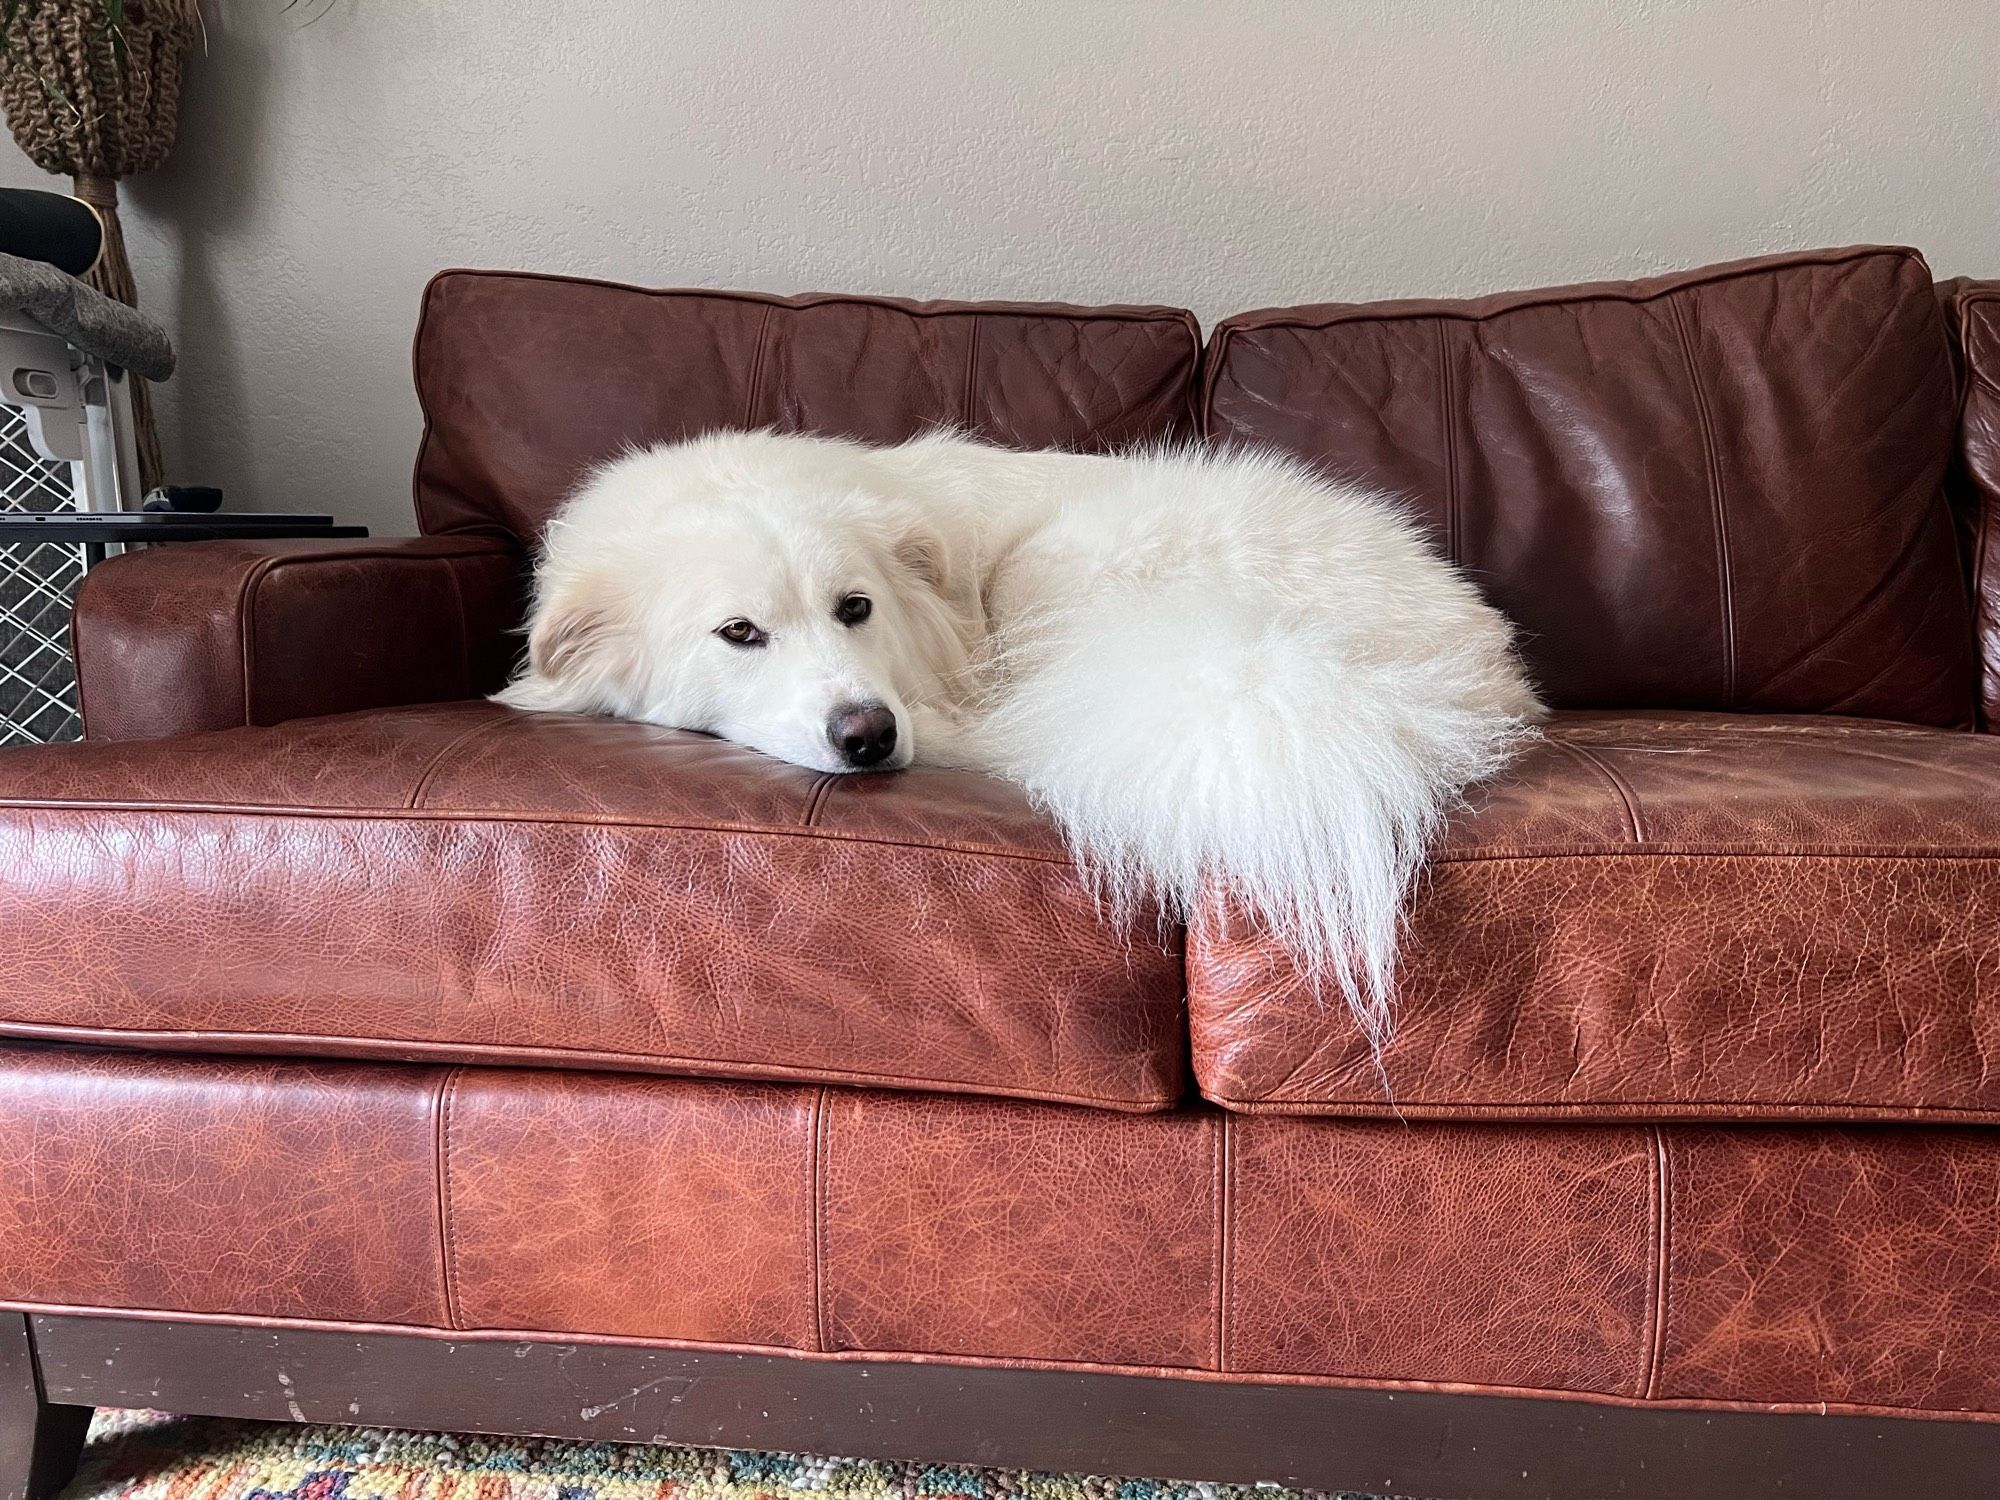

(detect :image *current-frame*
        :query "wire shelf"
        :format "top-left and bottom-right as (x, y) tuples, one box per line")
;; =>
(0, 406), (85, 746)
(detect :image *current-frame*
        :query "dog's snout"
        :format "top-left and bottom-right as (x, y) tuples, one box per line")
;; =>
(829, 702), (898, 768)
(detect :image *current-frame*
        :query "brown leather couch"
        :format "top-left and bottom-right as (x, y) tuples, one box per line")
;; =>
(4, 245), (2000, 1500)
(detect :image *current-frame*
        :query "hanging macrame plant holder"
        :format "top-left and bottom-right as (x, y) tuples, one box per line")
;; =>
(0, 0), (198, 490)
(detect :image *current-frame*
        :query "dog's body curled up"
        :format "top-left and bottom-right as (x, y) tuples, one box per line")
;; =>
(498, 430), (1541, 1041)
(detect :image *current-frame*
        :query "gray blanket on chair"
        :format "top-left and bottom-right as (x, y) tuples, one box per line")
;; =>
(0, 250), (173, 381)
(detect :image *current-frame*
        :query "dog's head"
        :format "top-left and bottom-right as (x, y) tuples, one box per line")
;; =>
(496, 433), (982, 773)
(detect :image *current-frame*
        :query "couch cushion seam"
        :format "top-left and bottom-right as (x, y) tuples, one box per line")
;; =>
(1202, 1091), (2000, 1116)
(1197, 324), (1232, 440)
(0, 800), (1086, 865)
(405, 715), (514, 810)
(801, 773), (839, 828)
(1643, 1127), (1671, 1399)
(1213, 1112), (1232, 1374)
(13, 799), (2000, 865)
(1543, 739), (1645, 842)
(432, 1066), (463, 1333)
(811, 1086), (830, 1355)
(1980, 489), (1997, 729)
(0, 1020), (1173, 1109)
(13, 800), (2000, 864)
(961, 315), (982, 431)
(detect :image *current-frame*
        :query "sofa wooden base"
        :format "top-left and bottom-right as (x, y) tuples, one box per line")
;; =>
(1, 1318), (88, 1500)
(4, 1313), (1997, 1500)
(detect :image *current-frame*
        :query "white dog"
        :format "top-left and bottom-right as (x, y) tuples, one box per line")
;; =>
(498, 430), (1540, 1041)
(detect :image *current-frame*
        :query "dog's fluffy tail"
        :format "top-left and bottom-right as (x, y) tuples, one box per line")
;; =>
(970, 469), (1539, 1046)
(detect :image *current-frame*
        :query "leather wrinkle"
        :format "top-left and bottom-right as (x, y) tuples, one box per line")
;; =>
(743, 303), (776, 429)
(1666, 294), (1738, 706)
(1434, 317), (1461, 566)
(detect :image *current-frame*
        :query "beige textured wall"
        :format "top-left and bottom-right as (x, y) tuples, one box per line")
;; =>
(1, 0), (1995, 536)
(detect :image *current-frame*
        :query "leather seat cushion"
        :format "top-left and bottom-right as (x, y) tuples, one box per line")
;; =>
(0, 703), (1186, 1110)
(1193, 712), (2000, 1121)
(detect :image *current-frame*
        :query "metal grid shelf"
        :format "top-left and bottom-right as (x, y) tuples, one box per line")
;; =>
(0, 405), (88, 746)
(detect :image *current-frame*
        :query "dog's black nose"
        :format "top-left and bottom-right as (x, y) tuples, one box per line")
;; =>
(829, 703), (898, 768)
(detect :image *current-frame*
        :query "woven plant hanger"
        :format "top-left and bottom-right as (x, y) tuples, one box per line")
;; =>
(0, 0), (199, 489)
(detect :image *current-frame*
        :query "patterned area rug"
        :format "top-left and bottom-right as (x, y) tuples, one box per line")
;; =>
(64, 1409), (1404, 1500)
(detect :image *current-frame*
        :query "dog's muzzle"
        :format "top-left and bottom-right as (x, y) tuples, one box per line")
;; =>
(828, 702), (898, 769)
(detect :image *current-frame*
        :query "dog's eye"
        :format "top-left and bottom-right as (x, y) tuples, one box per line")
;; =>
(835, 593), (872, 626)
(715, 619), (767, 647)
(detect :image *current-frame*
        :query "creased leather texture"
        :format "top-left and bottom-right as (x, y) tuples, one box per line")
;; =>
(1192, 710), (2000, 1121)
(0, 1046), (447, 1326)
(0, 702), (1184, 1110)
(8, 1049), (2000, 1422)
(1656, 1127), (2000, 1413)
(444, 1070), (818, 1345)
(413, 272), (1202, 544)
(70, 535), (525, 742)
(1942, 278), (2000, 728)
(1203, 246), (1974, 725)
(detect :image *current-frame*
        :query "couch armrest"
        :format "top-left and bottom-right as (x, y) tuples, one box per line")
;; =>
(1940, 278), (2000, 730)
(71, 534), (525, 741)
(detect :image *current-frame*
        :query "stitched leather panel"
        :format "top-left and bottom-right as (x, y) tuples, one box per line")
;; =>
(1225, 1118), (1653, 1393)
(1942, 280), (2000, 728)
(0, 704), (1184, 1109)
(1659, 1128), (2000, 1412)
(6, 1049), (1998, 1419)
(412, 273), (1201, 544)
(443, 1069), (817, 1346)
(0, 1047), (446, 1325)
(1192, 711), (2000, 1119)
(1203, 247), (1973, 725)
(70, 536), (525, 742)
(818, 1087), (1219, 1367)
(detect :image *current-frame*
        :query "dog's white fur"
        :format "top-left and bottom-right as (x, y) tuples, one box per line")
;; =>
(498, 430), (1541, 1041)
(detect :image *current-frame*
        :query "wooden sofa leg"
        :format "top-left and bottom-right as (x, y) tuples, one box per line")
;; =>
(1, 1316), (89, 1500)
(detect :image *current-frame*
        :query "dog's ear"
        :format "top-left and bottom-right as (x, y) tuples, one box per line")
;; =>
(892, 524), (953, 597)
(885, 512), (987, 677)
(495, 581), (635, 714)
(528, 595), (616, 680)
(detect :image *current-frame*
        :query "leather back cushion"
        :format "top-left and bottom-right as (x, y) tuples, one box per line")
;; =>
(1942, 278), (2000, 728)
(1203, 247), (1974, 725)
(413, 273), (1201, 544)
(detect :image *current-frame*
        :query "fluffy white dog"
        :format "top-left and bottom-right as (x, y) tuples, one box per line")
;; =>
(498, 430), (1540, 1040)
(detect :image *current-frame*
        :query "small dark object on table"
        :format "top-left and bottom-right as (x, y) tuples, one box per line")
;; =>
(140, 485), (224, 513)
